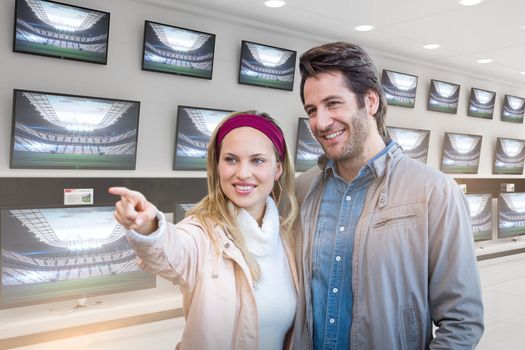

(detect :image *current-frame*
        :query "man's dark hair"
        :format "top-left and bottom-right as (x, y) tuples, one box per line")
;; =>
(299, 42), (388, 141)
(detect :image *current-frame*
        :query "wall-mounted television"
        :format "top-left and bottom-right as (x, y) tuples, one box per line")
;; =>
(386, 126), (430, 163)
(465, 194), (493, 242)
(501, 94), (525, 124)
(294, 118), (322, 172)
(0, 206), (155, 308)
(142, 20), (215, 79)
(238, 40), (296, 91)
(468, 87), (495, 119)
(174, 202), (197, 222)
(173, 105), (232, 170)
(13, 0), (110, 64)
(427, 79), (460, 114)
(440, 132), (482, 174)
(493, 137), (525, 175)
(10, 89), (140, 170)
(498, 192), (525, 239)
(381, 70), (418, 108)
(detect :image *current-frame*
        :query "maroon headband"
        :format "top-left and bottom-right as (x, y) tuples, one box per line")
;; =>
(216, 114), (286, 161)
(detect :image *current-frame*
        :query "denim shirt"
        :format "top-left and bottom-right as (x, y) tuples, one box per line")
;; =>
(311, 142), (395, 350)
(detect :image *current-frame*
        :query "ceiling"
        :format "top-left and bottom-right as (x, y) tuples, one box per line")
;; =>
(164, 0), (525, 87)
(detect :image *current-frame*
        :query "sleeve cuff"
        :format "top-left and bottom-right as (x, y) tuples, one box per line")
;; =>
(126, 210), (166, 245)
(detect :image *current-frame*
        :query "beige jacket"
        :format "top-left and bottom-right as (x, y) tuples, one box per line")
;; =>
(127, 213), (298, 350)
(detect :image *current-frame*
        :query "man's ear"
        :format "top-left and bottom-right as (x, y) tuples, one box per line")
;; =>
(366, 90), (379, 116)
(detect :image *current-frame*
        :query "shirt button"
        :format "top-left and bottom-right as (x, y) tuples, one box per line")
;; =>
(224, 242), (230, 248)
(335, 256), (341, 261)
(346, 195), (351, 201)
(339, 226), (344, 231)
(333, 288), (338, 293)
(329, 318), (335, 324)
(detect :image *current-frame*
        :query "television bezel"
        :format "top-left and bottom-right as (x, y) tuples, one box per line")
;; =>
(13, 0), (110, 65)
(493, 136), (525, 175)
(381, 69), (418, 108)
(10, 88), (141, 170)
(0, 204), (156, 309)
(385, 125), (431, 164)
(498, 192), (525, 239)
(172, 105), (233, 171)
(440, 131), (483, 174)
(141, 20), (216, 80)
(467, 87), (496, 119)
(427, 79), (460, 114)
(294, 117), (322, 172)
(237, 40), (297, 92)
(501, 94), (525, 124)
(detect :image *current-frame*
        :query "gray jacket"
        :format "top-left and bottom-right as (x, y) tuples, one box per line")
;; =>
(292, 144), (484, 350)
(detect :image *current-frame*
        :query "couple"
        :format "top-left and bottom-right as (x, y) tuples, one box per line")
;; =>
(109, 42), (484, 349)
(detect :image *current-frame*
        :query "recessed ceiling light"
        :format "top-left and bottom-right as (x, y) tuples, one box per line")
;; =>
(459, 0), (483, 6)
(476, 58), (492, 64)
(264, 0), (286, 8)
(423, 44), (440, 50)
(355, 25), (374, 32)
(520, 71), (525, 75)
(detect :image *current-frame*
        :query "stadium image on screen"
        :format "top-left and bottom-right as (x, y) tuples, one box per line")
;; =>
(381, 70), (418, 108)
(174, 202), (197, 222)
(13, 0), (110, 64)
(142, 21), (215, 79)
(493, 137), (525, 175)
(238, 40), (296, 91)
(1, 206), (155, 308)
(441, 132), (482, 174)
(501, 95), (525, 123)
(386, 126), (430, 163)
(498, 193), (525, 239)
(295, 118), (323, 172)
(10, 90), (140, 170)
(173, 106), (232, 170)
(466, 194), (493, 242)
(468, 88), (495, 119)
(427, 79), (460, 114)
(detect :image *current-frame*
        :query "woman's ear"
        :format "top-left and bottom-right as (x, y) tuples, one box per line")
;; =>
(275, 162), (283, 181)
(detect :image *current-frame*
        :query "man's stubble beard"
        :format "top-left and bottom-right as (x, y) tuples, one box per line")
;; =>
(332, 108), (370, 163)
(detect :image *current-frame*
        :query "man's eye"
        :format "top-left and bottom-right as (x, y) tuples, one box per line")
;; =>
(327, 101), (340, 108)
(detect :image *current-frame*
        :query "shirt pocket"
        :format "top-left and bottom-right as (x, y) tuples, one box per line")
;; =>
(311, 220), (326, 274)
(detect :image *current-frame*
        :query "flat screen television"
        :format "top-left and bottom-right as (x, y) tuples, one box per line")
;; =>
(498, 192), (525, 239)
(142, 20), (215, 79)
(381, 70), (418, 108)
(0, 206), (155, 308)
(440, 132), (482, 174)
(173, 105), (232, 170)
(174, 202), (197, 222)
(468, 88), (495, 119)
(13, 0), (110, 64)
(465, 194), (493, 242)
(10, 89), (140, 170)
(386, 126), (430, 163)
(501, 94), (525, 124)
(238, 40), (296, 91)
(294, 118), (323, 172)
(493, 137), (525, 175)
(427, 79), (460, 114)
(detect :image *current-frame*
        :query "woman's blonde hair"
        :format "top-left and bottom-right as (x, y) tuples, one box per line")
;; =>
(187, 111), (298, 281)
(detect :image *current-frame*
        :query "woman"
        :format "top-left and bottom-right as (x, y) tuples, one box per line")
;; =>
(109, 112), (298, 349)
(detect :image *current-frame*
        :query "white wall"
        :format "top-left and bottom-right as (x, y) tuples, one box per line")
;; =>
(1, 0), (524, 179)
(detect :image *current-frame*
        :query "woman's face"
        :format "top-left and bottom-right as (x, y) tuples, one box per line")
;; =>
(218, 126), (282, 223)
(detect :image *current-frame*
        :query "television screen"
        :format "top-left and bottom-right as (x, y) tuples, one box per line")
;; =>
(440, 132), (482, 174)
(498, 192), (525, 239)
(173, 105), (232, 170)
(465, 194), (493, 242)
(295, 118), (323, 172)
(10, 89), (140, 170)
(13, 0), (110, 64)
(1, 206), (155, 308)
(493, 137), (525, 175)
(501, 94), (525, 124)
(468, 88), (495, 119)
(174, 202), (197, 222)
(386, 126), (430, 163)
(142, 20), (215, 79)
(238, 40), (296, 91)
(427, 79), (460, 114)
(381, 70), (418, 108)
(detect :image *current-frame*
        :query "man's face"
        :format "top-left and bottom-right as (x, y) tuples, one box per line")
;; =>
(303, 70), (371, 162)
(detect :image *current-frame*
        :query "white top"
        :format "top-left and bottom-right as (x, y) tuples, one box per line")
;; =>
(237, 197), (296, 350)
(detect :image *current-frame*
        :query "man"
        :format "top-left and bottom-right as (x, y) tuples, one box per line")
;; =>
(292, 42), (484, 349)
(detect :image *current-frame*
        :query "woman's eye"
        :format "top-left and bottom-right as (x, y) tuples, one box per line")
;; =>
(224, 157), (236, 163)
(252, 158), (265, 165)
